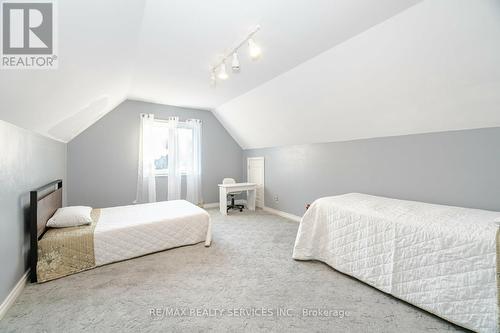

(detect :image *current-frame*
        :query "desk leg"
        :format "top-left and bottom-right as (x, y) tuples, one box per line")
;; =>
(247, 189), (256, 211)
(219, 188), (227, 215)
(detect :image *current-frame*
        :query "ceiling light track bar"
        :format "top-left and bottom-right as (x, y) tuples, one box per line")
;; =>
(211, 25), (261, 72)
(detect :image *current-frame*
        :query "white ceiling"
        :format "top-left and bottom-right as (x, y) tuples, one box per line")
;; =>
(129, 0), (422, 109)
(0, 0), (146, 142)
(1, 0), (499, 148)
(0, 0), (421, 142)
(216, 0), (500, 149)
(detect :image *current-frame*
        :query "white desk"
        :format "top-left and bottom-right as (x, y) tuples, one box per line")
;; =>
(218, 182), (257, 215)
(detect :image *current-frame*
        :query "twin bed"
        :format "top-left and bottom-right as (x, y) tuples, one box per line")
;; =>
(293, 193), (499, 333)
(30, 180), (211, 283)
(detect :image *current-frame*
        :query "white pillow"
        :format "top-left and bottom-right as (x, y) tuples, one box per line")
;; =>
(47, 206), (93, 228)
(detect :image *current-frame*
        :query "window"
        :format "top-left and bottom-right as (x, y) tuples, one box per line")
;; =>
(152, 121), (193, 176)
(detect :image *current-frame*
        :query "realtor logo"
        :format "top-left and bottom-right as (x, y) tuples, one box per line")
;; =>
(1, 0), (57, 69)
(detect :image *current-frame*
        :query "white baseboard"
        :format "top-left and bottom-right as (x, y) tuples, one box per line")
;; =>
(204, 199), (247, 209)
(0, 270), (30, 320)
(205, 202), (302, 223)
(203, 202), (219, 208)
(263, 206), (302, 223)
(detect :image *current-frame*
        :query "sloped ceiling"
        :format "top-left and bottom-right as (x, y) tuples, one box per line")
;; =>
(216, 0), (500, 149)
(2, 0), (499, 148)
(0, 0), (422, 142)
(0, 0), (147, 142)
(129, 0), (422, 109)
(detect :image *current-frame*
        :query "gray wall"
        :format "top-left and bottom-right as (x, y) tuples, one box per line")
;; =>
(0, 120), (66, 303)
(68, 100), (243, 207)
(244, 127), (500, 216)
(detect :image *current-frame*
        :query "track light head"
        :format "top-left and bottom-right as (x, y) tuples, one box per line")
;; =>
(218, 62), (228, 80)
(231, 52), (240, 72)
(248, 38), (261, 60)
(210, 71), (216, 87)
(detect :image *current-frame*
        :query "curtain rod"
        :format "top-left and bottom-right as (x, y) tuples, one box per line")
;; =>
(150, 118), (202, 124)
(140, 113), (202, 123)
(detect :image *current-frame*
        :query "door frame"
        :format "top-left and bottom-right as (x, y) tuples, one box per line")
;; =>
(247, 157), (265, 208)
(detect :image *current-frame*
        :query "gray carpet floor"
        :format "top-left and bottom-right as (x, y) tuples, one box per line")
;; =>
(1, 209), (465, 332)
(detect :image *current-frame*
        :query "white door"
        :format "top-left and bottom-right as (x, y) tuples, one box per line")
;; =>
(247, 157), (264, 208)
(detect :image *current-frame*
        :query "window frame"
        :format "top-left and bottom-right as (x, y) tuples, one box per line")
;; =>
(151, 120), (193, 177)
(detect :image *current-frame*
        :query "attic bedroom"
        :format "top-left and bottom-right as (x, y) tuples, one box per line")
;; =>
(1, 0), (499, 332)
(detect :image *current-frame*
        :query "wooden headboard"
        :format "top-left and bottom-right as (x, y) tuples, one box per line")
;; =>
(29, 179), (63, 282)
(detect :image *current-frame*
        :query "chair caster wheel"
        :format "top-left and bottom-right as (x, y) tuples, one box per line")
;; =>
(240, 209), (243, 212)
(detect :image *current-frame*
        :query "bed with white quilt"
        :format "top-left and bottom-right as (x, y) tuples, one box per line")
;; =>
(293, 193), (500, 333)
(30, 182), (211, 284)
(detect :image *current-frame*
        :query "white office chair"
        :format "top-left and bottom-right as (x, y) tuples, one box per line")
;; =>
(222, 178), (244, 212)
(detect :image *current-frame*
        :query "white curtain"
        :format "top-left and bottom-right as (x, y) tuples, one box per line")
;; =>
(135, 113), (156, 203)
(186, 119), (202, 205)
(167, 116), (182, 200)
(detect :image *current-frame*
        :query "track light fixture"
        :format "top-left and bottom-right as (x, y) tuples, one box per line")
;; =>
(218, 62), (228, 80)
(210, 70), (216, 86)
(231, 52), (240, 72)
(248, 38), (261, 60)
(210, 25), (261, 85)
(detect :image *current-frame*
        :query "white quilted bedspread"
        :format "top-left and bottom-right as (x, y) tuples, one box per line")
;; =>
(94, 200), (209, 266)
(293, 193), (499, 332)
